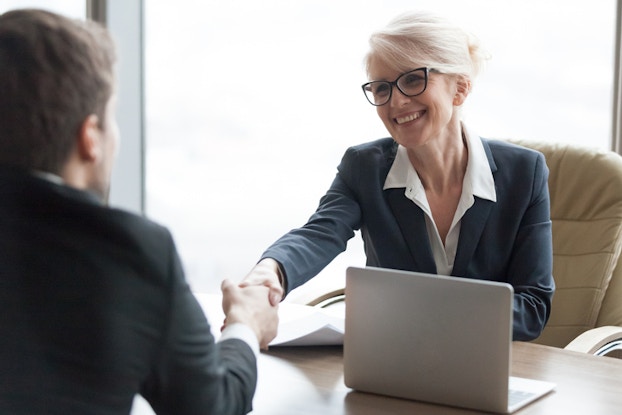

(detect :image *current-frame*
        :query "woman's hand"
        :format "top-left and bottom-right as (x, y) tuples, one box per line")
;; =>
(240, 258), (285, 306)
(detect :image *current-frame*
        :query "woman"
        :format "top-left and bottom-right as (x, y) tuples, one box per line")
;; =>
(243, 11), (554, 341)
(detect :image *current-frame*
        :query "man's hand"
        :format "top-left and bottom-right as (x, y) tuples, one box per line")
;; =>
(239, 258), (284, 306)
(221, 279), (279, 349)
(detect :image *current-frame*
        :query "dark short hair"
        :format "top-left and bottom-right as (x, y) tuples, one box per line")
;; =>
(0, 9), (116, 174)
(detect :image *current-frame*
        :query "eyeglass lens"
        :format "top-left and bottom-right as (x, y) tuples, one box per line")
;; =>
(363, 68), (428, 106)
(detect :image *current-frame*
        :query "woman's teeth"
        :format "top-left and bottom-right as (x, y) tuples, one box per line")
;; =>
(396, 112), (422, 124)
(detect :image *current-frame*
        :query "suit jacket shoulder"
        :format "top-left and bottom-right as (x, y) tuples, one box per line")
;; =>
(0, 169), (257, 414)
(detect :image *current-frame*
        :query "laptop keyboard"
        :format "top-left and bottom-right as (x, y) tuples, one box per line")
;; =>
(508, 389), (537, 407)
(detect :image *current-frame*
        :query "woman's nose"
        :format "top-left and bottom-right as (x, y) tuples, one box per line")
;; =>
(389, 85), (412, 107)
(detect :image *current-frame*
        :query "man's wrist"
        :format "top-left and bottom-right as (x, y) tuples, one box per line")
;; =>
(220, 323), (260, 357)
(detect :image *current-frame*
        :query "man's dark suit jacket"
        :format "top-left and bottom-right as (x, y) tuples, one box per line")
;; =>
(262, 137), (555, 341)
(0, 168), (256, 415)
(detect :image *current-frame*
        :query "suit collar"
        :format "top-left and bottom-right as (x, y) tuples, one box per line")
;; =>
(480, 138), (498, 173)
(0, 166), (103, 207)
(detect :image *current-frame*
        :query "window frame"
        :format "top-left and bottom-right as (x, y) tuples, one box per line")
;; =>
(89, 0), (145, 214)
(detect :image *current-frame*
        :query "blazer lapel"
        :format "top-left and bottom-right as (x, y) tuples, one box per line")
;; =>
(452, 198), (494, 276)
(386, 189), (437, 273)
(453, 139), (498, 276)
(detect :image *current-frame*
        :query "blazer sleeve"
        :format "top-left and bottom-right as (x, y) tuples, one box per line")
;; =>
(507, 151), (555, 341)
(142, 234), (257, 415)
(261, 146), (363, 293)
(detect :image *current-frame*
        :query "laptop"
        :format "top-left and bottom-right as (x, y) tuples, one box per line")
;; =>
(344, 266), (555, 413)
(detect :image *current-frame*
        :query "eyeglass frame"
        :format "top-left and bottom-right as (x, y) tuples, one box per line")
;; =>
(361, 67), (436, 106)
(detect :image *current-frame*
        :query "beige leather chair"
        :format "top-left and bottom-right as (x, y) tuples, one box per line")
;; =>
(308, 140), (622, 358)
(510, 139), (622, 357)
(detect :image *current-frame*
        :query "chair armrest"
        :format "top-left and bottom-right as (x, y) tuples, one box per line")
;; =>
(564, 326), (622, 357)
(306, 288), (345, 308)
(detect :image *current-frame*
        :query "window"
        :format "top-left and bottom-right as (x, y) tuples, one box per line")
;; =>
(150, 1), (618, 298)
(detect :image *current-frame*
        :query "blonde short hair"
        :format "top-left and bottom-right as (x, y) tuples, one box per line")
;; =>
(365, 11), (489, 82)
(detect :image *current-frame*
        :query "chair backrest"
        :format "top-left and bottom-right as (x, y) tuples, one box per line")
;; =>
(509, 139), (622, 348)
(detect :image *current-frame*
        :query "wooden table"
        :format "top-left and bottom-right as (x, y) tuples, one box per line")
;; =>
(250, 342), (622, 414)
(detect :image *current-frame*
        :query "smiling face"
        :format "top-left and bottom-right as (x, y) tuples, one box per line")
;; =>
(368, 57), (467, 151)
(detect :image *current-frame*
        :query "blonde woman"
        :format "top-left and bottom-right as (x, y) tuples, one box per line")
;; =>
(244, 11), (554, 341)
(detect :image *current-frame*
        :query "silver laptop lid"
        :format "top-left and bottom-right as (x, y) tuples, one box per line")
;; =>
(344, 266), (514, 413)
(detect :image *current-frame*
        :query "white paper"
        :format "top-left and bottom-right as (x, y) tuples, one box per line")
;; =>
(193, 293), (345, 346)
(269, 302), (344, 346)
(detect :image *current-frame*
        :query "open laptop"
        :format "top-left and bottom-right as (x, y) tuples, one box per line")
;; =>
(344, 266), (555, 413)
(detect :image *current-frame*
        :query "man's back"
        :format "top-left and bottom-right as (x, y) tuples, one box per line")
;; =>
(0, 168), (256, 414)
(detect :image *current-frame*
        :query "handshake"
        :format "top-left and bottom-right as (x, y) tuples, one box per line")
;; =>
(221, 258), (284, 349)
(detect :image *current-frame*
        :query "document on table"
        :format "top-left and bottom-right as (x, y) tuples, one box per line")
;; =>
(194, 293), (345, 346)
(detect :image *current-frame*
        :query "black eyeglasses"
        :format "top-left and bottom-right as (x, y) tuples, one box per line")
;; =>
(362, 67), (432, 106)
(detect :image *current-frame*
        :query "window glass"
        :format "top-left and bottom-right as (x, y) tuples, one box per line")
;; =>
(145, 0), (616, 298)
(0, 0), (84, 17)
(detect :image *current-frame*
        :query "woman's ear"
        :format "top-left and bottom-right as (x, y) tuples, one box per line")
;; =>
(453, 76), (472, 106)
(77, 114), (102, 162)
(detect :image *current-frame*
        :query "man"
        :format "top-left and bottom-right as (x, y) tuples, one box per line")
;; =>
(0, 8), (278, 414)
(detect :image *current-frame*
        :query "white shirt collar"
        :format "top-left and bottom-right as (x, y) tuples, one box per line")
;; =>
(383, 124), (497, 203)
(31, 170), (65, 185)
